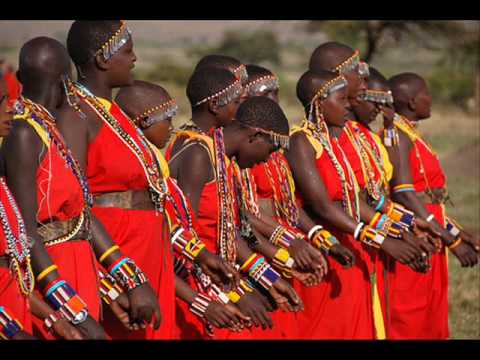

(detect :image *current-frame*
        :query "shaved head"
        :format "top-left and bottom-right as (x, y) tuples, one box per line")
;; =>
(309, 41), (355, 73)
(297, 69), (337, 109)
(368, 67), (389, 91)
(116, 80), (171, 120)
(18, 36), (71, 94)
(389, 72), (427, 110)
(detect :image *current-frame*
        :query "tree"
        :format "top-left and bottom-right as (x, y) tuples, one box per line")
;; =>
(305, 20), (467, 62)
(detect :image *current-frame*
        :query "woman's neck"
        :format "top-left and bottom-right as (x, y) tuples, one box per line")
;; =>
(191, 110), (218, 134)
(221, 125), (241, 159)
(22, 88), (56, 111)
(327, 124), (344, 139)
(397, 109), (418, 123)
(78, 75), (112, 101)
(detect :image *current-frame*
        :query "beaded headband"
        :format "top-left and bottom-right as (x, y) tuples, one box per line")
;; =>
(95, 21), (132, 61)
(311, 75), (348, 104)
(252, 128), (290, 150)
(245, 75), (280, 97)
(233, 64), (249, 85)
(133, 99), (179, 129)
(358, 89), (394, 106)
(194, 78), (243, 107)
(334, 50), (360, 74)
(358, 61), (370, 78)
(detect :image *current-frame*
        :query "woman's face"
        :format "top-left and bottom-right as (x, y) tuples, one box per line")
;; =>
(236, 131), (276, 169)
(0, 79), (14, 138)
(320, 87), (349, 128)
(107, 38), (137, 88)
(142, 117), (173, 150)
(215, 93), (246, 127)
(343, 68), (367, 109)
(414, 83), (432, 120)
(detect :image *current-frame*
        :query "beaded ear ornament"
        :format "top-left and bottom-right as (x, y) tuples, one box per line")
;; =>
(232, 64), (249, 85)
(194, 78), (243, 107)
(133, 99), (179, 129)
(95, 20), (132, 61)
(245, 75), (279, 97)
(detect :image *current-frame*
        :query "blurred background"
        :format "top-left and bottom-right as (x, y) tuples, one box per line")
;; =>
(1, 20), (479, 339)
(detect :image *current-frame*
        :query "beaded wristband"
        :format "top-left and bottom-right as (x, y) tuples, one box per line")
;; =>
(108, 256), (148, 292)
(446, 218), (461, 239)
(209, 283), (230, 305)
(43, 279), (88, 325)
(354, 222), (365, 240)
(248, 260), (281, 291)
(375, 195), (385, 212)
(392, 184), (415, 194)
(36, 264), (58, 282)
(171, 225), (206, 261)
(98, 269), (124, 305)
(226, 279), (253, 303)
(387, 202), (415, 230)
(276, 229), (296, 249)
(269, 226), (285, 246)
(312, 229), (340, 253)
(448, 237), (463, 251)
(0, 306), (23, 340)
(272, 248), (294, 278)
(189, 293), (212, 319)
(359, 226), (386, 249)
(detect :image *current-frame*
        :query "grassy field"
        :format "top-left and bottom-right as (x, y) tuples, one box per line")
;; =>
(1, 20), (478, 339)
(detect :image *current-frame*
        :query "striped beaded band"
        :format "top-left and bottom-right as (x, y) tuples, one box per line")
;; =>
(358, 89), (394, 106)
(43, 279), (88, 325)
(311, 229), (339, 252)
(359, 226), (386, 249)
(189, 293), (212, 319)
(108, 257), (148, 292)
(98, 269), (123, 305)
(0, 306), (23, 339)
(96, 21), (132, 61)
(133, 99), (179, 129)
(194, 78), (243, 107)
(392, 183), (415, 194)
(170, 225), (206, 261)
(245, 75), (279, 97)
(387, 203), (415, 230)
(334, 50), (360, 74)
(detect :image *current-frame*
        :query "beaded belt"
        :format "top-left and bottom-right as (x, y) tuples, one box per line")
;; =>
(416, 188), (450, 205)
(0, 255), (9, 269)
(93, 190), (155, 211)
(37, 213), (89, 248)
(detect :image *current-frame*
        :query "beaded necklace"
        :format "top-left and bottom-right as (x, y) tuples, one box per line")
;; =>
(179, 120), (209, 136)
(0, 177), (34, 296)
(18, 98), (94, 246)
(72, 83), (194, 230)
(306, 114), (360, 221)
(264, 152), (299, 227)
(343, 122), (384, 201)
(212, 128), (238, 265)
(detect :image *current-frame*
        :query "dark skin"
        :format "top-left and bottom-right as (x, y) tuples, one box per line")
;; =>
(55, 38), (168, 330)
(1, 81), (78, 341)
(390, 80), (479, 267)
(286, 81), (424, 270)
(169, 122), (303, 329)
(115, 89), (241, 291)
(174, 274), (250, 332)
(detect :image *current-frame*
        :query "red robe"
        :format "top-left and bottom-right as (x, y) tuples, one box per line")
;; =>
(86, 100), (175, 340)
(31, 140), (100, 339)
(292, 124), (376, 339)
(0, 177), (32, 335)
(386, 118), (449, 339)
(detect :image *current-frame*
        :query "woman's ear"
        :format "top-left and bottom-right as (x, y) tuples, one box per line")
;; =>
(94, 53), (110, 71)
(407, 97), (416, 112)
(208, 98), (220, 115)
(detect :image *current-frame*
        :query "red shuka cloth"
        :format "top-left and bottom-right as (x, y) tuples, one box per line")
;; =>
(86, 101), (175, 339)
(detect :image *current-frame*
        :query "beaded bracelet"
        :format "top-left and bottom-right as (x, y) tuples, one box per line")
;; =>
(269, 226), (295, 249)
(98, 268), (124, 305)
(43, 279), (88, 325)
(383, 127), (399, 147)
(0, 306), (23, 340)
(311, 229), (340, 253)
(392, 184), (415, 194)
(226, 279), (254, 303)
(36, 264), (58, 282)
(108, 256), (148, 292)
(354, 222), (365, 240)
(171, 225), (206, 261)
(209, 283), (230, 305)
(448, 237), (463, 251)
(189, 293), (212, 319)
(446, 218), (461, 239)
(272, 248), (294, 278)
(370, 213), (402, 240)
(244, 257), (281, 291)
(359, 226), (386, 249)
(99, 245), (120, 263)
(374, 195), (385, 212)
(386, 202), (415, 230)
(307, 225), (324, 241)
